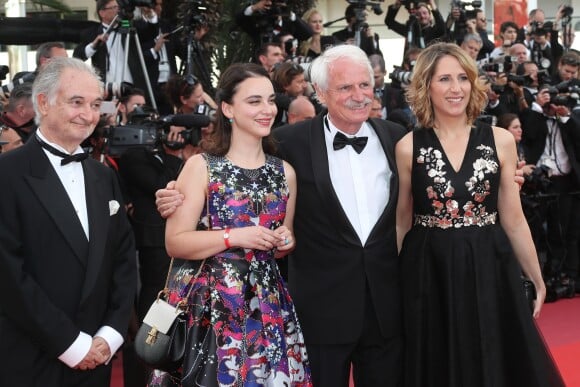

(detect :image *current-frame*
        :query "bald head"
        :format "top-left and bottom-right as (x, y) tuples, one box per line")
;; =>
(287, 96), (316, 124)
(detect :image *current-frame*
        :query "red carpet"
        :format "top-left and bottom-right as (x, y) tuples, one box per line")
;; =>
(111, 295), (580, 387)
(536, 296), (580, 387)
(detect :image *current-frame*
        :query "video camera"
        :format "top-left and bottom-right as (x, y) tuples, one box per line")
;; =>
(116, 0), (154, 15)
(347, 0), (385, 17)
(105, 112), (210, 156)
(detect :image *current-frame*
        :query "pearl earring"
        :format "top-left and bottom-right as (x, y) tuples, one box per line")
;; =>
(229, 118), (234, 123)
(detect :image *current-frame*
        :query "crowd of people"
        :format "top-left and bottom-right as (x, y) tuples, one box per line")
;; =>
(1, 0), (579, 386)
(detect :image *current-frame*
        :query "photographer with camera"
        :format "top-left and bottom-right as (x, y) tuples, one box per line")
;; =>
(235, 0), (313, 49)
(520, 84), (580, 297)
(385, 0), (445, 52)
(517, 8), (545, 46)
(134, 0), (183, 116)
(332, 3), (383, 57)
(0, 125), (23, 154)
(73, 0), (150, 103)
(489, 21), (519, 60)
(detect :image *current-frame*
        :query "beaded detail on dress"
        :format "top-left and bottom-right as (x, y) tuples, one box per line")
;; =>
(413, 130), (499, 229)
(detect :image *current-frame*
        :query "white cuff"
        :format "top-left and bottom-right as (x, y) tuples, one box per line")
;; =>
(85, 43), (97, 58)
(95, 326), (124, 364)
(58, 331), (92, 368)
(559, 116), (570, 124)
(531, 102), (543, 113)
(244, 5), (254, 16)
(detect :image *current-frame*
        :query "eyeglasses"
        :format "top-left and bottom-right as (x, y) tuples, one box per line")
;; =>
(102, 5), (119, 10)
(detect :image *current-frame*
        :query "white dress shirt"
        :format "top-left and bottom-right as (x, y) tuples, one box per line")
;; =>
(324, 116), (391, 245)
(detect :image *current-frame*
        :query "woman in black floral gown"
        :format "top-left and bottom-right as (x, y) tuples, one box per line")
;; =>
(395, 43), (564, 386)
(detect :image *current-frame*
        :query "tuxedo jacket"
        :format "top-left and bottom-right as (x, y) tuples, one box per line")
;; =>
(520, 108), (580, 184)
(73, 23), (149, 97)
(0, 138), (136, 386)
(274, 115), (406, 344)
(119, 147), (182, 248)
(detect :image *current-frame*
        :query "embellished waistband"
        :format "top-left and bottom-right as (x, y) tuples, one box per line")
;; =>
(414, 212), (497, 229)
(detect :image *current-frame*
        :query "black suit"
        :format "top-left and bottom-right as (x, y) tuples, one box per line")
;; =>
(135, 18), (181, 115)
(274, 115), (406, 386)
(520, 108), (580, 279)
(119, 147), (183, 320)
(0, 138), (136, 386)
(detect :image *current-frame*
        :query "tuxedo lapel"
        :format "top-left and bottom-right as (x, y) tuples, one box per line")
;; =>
(309, 117), (361, 246)
(367, 119), (399, 241)
(24, 140), (89, 266)
(81, 161), (109, 302)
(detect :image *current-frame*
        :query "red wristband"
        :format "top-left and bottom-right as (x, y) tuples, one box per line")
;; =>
(223, 227), (231, 249)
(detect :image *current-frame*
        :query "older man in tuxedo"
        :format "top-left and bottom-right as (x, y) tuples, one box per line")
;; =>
(0, 57), (136, 386)
(156, 45), (406, 387)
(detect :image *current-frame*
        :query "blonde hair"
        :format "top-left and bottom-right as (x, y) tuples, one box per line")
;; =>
(407, 42), (487, 128)
(299, 8), (322, 57)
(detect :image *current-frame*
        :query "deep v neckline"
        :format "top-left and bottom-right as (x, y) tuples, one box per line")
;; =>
(430, 126), (474, 174)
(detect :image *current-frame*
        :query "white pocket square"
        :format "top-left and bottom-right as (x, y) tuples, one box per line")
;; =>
(109, 200), (120, 216)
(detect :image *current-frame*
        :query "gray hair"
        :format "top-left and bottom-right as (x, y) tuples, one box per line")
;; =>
(35, 41), (66, 67)
(309, 44), (374, 92)
(462, 33), (482, 46)
(32, 57), (103, 124)
(5, 82), (32, 112)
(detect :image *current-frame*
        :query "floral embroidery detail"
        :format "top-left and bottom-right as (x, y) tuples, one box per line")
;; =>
(416, 143), (498, 228)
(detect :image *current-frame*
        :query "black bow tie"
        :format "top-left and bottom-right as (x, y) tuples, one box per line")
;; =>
(333, 132), (368, 154)
(35, 135), (88, 166)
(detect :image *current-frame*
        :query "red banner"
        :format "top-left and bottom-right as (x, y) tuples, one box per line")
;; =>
(493, 0), (528, 45)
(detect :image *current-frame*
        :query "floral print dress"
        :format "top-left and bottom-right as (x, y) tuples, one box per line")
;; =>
(400, 123), (564, 387)
(160, 154), (312, 387)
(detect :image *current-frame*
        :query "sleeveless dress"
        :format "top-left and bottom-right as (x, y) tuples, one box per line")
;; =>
(159, 154), (312, 387)
(400, 123), (564, 387)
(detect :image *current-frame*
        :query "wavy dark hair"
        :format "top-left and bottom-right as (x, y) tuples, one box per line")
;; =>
(201, 63), (276, 156)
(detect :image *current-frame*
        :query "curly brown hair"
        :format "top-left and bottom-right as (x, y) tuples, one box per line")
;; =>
(407, 42), (487, 128)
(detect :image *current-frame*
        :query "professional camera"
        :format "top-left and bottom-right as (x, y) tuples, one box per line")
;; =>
(347, 0), (384, 16)
(1, 71), (35, 98)
(104, 82), (133, 101)
(506, 73), (529, 87)
(116, 0), (154, 13)
(480, 55), (513, 74)
(545, 273), (576, 303)
(389, 66), (413, 84)
(522, 165), (552, 196)
(543, 85), (580, 107)
(105, 113), (210, 156)
(451, 0), (482, 9)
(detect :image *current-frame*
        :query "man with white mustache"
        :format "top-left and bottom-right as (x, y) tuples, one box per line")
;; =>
(273, 44), (407, 387)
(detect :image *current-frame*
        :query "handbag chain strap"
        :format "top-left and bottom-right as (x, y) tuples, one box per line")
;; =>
(160, 155), (212, 310)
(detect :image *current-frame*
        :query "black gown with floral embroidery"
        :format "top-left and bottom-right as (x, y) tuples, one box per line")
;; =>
(400, 122), (564, 387)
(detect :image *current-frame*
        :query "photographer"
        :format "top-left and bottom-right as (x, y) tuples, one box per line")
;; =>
(235, 0), (313, 49)
(520, 85), (580, 287)
(73, 0), (149, 99)
(135, 0), (183, 115)
(118, 87), (147, 125)
(0, 82), (36, 142)
(551, 51), (579, 84)
(489, 21), (519, 60)
(385, 0), (446, 52)
(332, 4), (383, 57)
(0, 125), (23, 154)
(118, 125), (190, 322)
